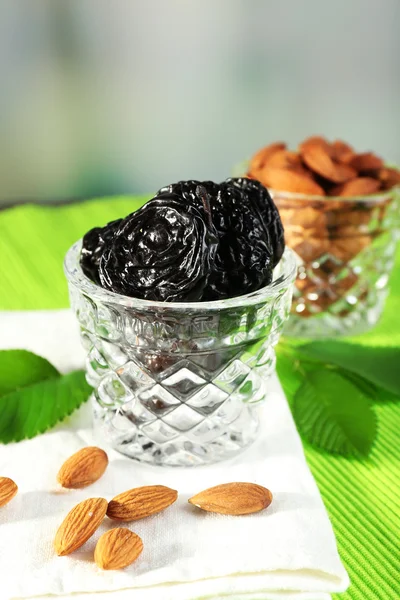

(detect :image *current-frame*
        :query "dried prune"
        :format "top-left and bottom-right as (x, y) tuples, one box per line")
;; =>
(157, 179), (278, 299)
(80, 178), (285, 302)
(98, 193), (218, 302)
(225, 178), (285, 267)
(80, 219), (122, 284)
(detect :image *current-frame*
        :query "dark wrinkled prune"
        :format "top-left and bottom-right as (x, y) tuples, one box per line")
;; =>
(80, 178), (285, 302)
(98, 193), (218, 302)
(80, 219), (122, 283)
(225, 178), (285, 267)
(156, 179), (275, 299)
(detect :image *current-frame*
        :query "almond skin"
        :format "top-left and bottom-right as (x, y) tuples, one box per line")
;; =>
(330, 177), (381, 198)
(299, 135), (334, 157)
(107, 485), (178, 522)
(0, 477), (18, 507)
(94, 528), (143, 570)
(54, 497), (108, 556)
(349, 152), (384, 172)
(249, 142), (286, 172)
(261, 165), (325, 196)
(378, 167), (400, 189)
(331, 139), (355, 163)
(301, 145), (357, 183)
(57, 446), (109, 489)
(188, 482), (273, 515)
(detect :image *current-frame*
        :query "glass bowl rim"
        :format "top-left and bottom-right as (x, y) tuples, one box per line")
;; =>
(64, 240), (297, 311)
(268, 186), (398, 203)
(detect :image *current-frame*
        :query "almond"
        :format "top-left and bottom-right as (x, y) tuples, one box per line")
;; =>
(267, 149), (302, 170)
(299, 135), (333, 157)
(349, 152), (384, 172)
(188, 482), (273, 515)
(94, 528), (143, 570)
(302, 145), (356, 183)
(261, 166), (324, 196)
(54, 497), (108, 556)
(0, 477), (18, 507)
(249, 142), (286, 172)
(330, 177), (381, 197)
(107, 485), (178, 521)
(57, 446), (109, 489)
(333, 162), (358, 183)
(378, 167), (400, 189)
(331, 139), (355, 163)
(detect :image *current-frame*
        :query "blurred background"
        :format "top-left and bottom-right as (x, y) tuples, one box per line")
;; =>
(0, 0), (399, 206)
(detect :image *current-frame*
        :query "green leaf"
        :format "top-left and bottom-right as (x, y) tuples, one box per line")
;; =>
(276, 347), (305, 406)
(0, 349), (59, 396)
(0, 370), (92, 443)
(339, 369), (378, 400)
(299, 341), (400, 396)
(341, 369), (399, 402)
(293, 370), (377, 457)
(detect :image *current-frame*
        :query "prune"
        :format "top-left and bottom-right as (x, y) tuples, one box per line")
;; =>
(80, 178), (285, 302)
(225, 178), (285, 267)
(98, 193), (218, 302)
(157, 179), (277, 299)
(80, 219), (122, 284)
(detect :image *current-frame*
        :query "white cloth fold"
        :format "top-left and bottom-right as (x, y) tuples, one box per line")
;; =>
(0, 310), (349, 600)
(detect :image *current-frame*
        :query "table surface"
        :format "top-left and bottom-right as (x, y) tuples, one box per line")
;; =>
(0, 196), (399, 600)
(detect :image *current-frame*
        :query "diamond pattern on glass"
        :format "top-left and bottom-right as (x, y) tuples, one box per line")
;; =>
(187, 417), (225, 442)
(116, 360), (154, 392)
(95, 303), (122, 342)
(213, 359), (251, 394)
(214, 396), (243, 424)
(75, 292), (96, 333)
(99, 339), (128, 369)
(255, 344), (275, 369)
(230, 370), (264, 404)
(97, 372), (132, 407)
(86, 345), (109, 386)
(111, 408), (138, 432)
(122, 398), (157, 427)
(161, 404), (204, 432)
(186, 384), (228, 415)
(162, 367), (206, 400)
(190, 348), (241, 378)
(139, 384), (181, 416)
(228, 405), (259, 442)
(141, 420), (180, 444)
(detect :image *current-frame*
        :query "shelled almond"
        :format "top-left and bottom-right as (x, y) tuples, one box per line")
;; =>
(107, 485), (178, 521)
(94, 528), (143, 570)
(54, 497), (108, 556)
(0, 477), (18, 507)
(57, 446), (109, 489)
(188, 482), (273, 515)
(248, 135), (400, 197)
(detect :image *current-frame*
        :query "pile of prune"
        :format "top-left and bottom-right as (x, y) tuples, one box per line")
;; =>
(80, 178), (284, 302)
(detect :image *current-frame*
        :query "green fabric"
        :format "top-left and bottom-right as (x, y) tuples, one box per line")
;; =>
(0, 197), (399, 599)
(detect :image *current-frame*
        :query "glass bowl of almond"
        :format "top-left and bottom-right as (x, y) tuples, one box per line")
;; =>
(245, 136), (400, 338)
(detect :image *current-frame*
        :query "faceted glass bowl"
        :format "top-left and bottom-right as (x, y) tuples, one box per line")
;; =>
(271, 186), (400, 338)
(64, 241), (297, 467)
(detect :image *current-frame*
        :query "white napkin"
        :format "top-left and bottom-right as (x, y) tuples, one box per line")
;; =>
(0, 310), (349, 600)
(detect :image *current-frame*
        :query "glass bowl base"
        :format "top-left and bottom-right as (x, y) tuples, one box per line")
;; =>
(92, 395), (260, 467)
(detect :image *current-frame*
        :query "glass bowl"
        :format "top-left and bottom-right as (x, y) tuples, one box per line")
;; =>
(271, 186), (400, 338)
(64, 241), (297, 467)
